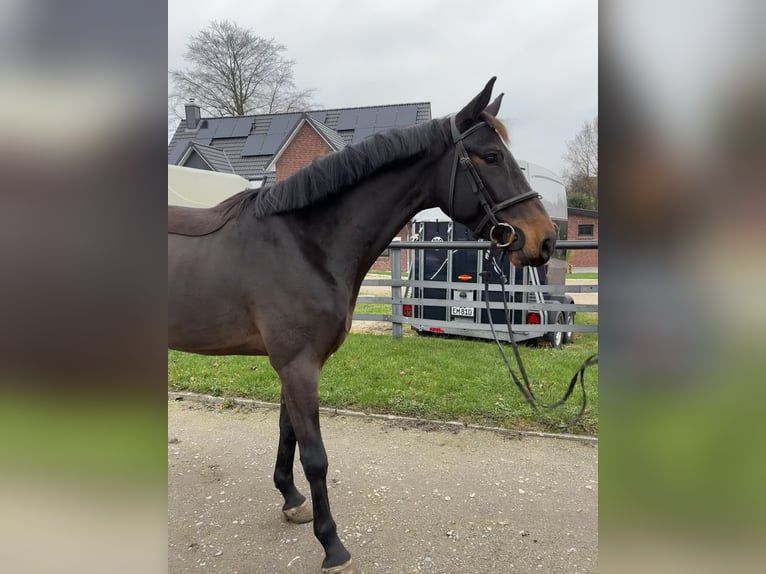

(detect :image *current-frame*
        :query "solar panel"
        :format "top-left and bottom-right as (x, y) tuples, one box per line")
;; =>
(241, 113), (303, 157)
(394, 105), (417, 126)
(356, 109), (377, 129)
(260, 132), (287, 156)
(267, 115), (289, 134)
(284, 115), (301, 133)
(376, 108), (397, 127)
(335, 110), (358, 130)
(267, 113), (300, 135)
(195, 119), (215, 142)
(232, 118), (252, 137)
(214, 118), (230, 138)
(351, 127), (380, 143)
(241, 133), (267, 156)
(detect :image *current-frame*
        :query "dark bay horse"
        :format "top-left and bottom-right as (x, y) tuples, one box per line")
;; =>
(168, 78), (556, 573)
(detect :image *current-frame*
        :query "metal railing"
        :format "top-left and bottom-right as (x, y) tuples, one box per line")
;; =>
(354, 240), (598, 338)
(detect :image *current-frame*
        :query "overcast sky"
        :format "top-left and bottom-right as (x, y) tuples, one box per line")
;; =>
(168, 0), (597, 177)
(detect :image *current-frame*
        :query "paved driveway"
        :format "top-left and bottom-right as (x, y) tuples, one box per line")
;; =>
(168, 401), (597, 573)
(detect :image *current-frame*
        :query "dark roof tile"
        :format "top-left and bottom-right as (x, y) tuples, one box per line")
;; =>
(187, 142), (234, 173)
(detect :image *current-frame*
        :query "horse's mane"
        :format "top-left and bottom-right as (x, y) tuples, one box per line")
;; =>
(241, 118), (450, 218)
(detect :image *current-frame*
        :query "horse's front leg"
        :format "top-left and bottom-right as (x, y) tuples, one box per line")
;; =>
(276, 355), (359, 574)
(274, 394), (313, 523)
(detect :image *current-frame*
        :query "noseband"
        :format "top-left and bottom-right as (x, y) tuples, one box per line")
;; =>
(447, 115), (541, 250)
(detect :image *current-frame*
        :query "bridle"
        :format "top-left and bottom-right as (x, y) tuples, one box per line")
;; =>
(476, 242), (598, 429)
(446, 115), (596, 428)
(447, 114), (541, 250)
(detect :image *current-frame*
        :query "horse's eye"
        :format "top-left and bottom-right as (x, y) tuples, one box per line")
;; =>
(483, 153), (499, 165)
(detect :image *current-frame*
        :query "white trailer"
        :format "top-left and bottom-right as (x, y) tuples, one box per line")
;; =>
(167, 165), (254, 207)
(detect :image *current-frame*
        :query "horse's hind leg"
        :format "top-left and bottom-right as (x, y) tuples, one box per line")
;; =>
(277, 355), (359, 574)
(274, 394), (313, 523)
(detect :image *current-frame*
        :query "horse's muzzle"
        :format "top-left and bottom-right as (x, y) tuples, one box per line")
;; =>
(490, 222), (524, 251)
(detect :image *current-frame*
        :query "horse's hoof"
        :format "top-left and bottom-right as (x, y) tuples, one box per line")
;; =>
(321, 558), (361, 574)
(283, 500), (313, 524)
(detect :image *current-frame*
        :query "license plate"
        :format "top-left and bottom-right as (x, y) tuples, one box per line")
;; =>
(451, 306), (474, 317)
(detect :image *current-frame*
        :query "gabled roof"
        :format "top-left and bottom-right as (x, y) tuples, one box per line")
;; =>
(168, 102), (431, 185)
(181, 142), (235, 174)
(568, 207), (599, 218)
(306, 115), (347, 151)
(264, 114), (346, 172)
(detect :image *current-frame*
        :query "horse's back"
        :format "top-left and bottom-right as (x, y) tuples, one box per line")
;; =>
(168, 205), (232, 237)
(168, 190), (251, 237)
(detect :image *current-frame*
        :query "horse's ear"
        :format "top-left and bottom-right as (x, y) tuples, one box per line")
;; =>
(484, 93), (504, 117)
(455, 77), (496, 131)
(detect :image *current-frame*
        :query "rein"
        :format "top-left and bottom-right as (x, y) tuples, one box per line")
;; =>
(480, 243), (598, 429)
(447, 115), (540, 249)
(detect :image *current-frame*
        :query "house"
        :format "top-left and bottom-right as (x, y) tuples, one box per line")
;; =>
(567, 207), (599, 271)
(168, 100), (431, 272)
(168, 100), (431, 187)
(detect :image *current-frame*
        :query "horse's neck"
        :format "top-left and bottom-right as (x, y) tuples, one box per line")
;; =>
(320, 159), (435, 285)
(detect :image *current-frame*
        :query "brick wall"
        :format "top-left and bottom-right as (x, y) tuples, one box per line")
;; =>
(567, 212), (599, 270)
(275, 123), (333, 182)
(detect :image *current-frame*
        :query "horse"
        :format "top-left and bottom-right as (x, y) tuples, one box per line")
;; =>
(168, 77), (556, 573)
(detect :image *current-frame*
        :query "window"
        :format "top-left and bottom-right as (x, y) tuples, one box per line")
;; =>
(578, 224), (594, 237)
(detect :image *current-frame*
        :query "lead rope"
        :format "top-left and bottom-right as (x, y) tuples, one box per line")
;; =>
(481, 243), (597, 429)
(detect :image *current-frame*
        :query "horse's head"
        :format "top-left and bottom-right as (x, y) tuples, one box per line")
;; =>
(435, 77), (557, 267)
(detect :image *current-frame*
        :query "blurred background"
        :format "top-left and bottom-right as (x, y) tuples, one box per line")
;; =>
(0, 1), (167, 573)
(0, 1), (764, 572)
(600, 0), (766, 571)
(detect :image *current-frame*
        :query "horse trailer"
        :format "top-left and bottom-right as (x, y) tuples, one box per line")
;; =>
(405, 160), (575, 346)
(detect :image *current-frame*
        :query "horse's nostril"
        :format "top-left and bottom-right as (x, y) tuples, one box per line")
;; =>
(541, 236), (555, 260)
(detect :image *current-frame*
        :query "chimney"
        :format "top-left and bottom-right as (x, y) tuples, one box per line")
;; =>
(184, 99), (201, 130)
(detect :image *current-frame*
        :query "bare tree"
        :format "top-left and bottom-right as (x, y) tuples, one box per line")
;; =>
(563, 117), (598, 208)
(564, 117), (598, 178)
(167, 92), (185, 141)
(170, 21), (315, 117)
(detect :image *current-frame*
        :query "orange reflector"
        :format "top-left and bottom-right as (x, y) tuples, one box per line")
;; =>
(457, 274), (473, 281)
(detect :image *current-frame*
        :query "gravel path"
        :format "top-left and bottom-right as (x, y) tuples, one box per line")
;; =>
(168, 401), (597, 573)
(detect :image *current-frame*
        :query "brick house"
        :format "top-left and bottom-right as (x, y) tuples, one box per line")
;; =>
(168, 101), (431, 272)
(566, 207), (598, 271)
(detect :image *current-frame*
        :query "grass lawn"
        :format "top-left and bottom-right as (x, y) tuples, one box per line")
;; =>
(566, 272), (598, 280)
(168, 314), (598, 435)
(354, 303), (392, 315)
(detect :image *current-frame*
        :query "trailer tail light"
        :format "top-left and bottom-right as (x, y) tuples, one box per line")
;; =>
(527, 311), (541, 324)
(429, 327), (445, 334)
(403, 304), (412, 317)
(457, 274), (473, 281)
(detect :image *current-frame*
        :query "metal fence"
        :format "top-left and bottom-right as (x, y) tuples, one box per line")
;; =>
(354, 240), (598, 339)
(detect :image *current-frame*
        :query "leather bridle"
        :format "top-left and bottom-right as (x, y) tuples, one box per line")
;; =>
(447, 114), (541, 250)
(480, 243), (599, 429)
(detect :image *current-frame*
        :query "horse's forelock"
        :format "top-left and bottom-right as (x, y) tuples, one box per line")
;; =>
(480, 112), (510, 144)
